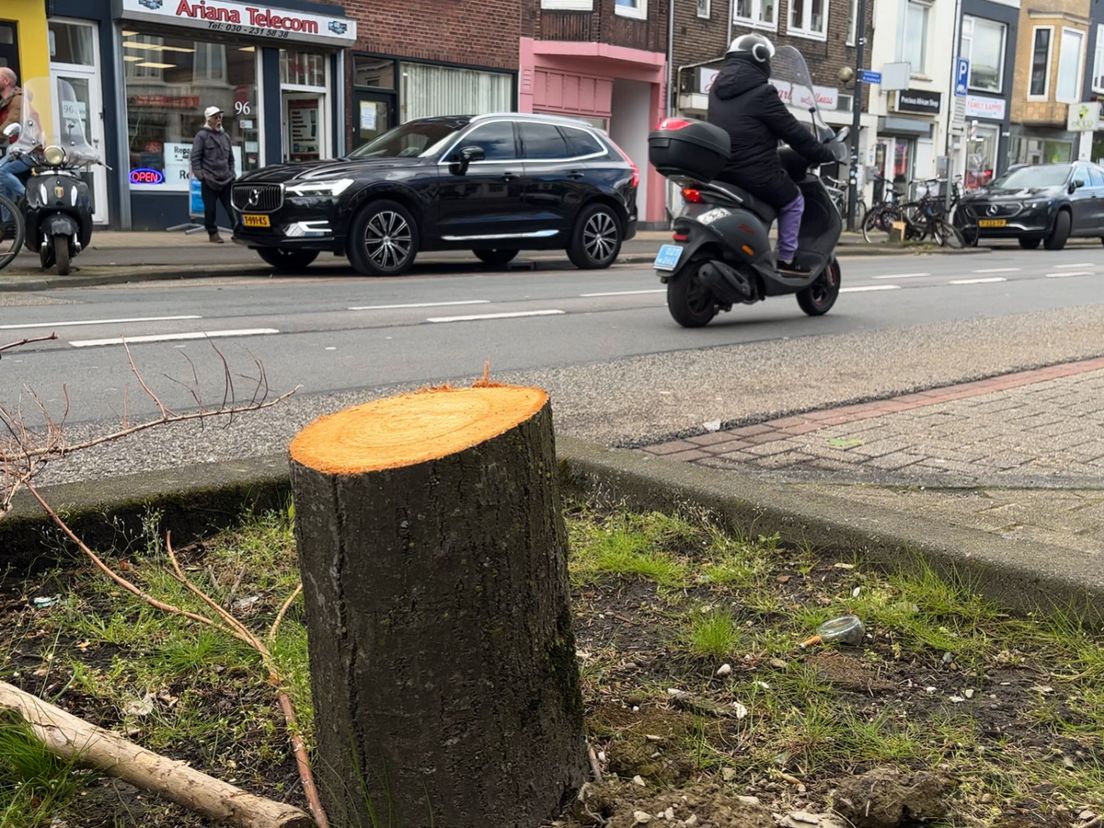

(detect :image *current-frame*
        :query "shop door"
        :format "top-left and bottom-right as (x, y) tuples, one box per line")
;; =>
(282, 94), (325, 163)
(51, 71), (108, 225)
(965, 123), (998, 190)
(353, 91), (394, 150)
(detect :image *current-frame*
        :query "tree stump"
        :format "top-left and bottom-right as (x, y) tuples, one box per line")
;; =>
(289, 385), (586, 828)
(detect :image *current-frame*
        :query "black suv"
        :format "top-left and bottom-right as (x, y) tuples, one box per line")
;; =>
(231, 113), (639, 275)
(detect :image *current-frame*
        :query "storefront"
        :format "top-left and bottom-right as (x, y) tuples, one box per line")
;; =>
(350, 55), (515, 152)
(960, 95), (1007, 189)
(875, 89), (941, 198)
(518, 38), (666, 225)
(1008, 127), (1079, 165)
(41, 0), (354, 230)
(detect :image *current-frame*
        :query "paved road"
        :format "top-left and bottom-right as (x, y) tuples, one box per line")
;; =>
(1, 246), (1102, 484)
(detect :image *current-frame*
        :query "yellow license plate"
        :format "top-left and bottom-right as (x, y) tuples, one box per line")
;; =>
(977, 218), (1006, 228)
(242, 214), (270, 228)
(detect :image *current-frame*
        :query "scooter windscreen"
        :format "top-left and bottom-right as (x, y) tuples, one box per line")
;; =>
(771, 46), (833, 143)
(10, 77), (101, 167)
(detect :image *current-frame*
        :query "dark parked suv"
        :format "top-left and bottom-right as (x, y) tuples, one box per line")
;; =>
(231, 113), (639, 275)
(957, 162), (1104, 250)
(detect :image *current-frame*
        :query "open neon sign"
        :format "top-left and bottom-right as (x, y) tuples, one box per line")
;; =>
(129, 168), (166, 185)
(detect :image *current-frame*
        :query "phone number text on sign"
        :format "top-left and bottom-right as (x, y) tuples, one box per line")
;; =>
(204, 22), (292, 38)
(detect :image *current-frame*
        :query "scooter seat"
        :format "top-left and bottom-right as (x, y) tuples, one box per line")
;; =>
(705, 182), (778, 224)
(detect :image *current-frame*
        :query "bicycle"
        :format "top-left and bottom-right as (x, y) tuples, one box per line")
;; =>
(0, 193), (25, 272)
(899, 178), (965, 248)
(822, 174), (867, 227)
(862, 177), (908, 244)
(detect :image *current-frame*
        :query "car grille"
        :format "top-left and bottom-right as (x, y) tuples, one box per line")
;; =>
(232, 183), (283, 213)
(963, 202), (1021, 219)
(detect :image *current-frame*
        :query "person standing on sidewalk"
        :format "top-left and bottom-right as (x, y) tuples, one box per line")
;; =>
(191, 105), (236, 244)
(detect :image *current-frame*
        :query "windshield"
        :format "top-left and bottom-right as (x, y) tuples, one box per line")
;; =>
(347, 119), (465, 159)
(9, 76), (100, 166)
(990, 165), (1070, 190)
(771, 45), (828, 137)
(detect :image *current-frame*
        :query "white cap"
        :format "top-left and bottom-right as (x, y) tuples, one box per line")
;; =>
(204, 105), (223, 119)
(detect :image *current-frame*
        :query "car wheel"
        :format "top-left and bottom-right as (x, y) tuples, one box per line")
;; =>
(348, 200), (419, 276)
(1018, 236), (1042, 250)
(796, 258), (841, 316)
(1043, 210), (1071, 251)
(567, 203), (622, 269)
(256, 247), (319, 272)
(473, 248), (519, 266)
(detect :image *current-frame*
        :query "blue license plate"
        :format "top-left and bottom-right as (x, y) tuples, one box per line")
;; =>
(653, 244), (684, 271)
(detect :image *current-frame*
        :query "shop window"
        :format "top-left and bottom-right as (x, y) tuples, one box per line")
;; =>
(960, 16), (1006, 94)
(400, 62), (512, 122)
(615, 0), (647, 20)
(788, 0), (827, 40)
(734, 0), (777, 30)
(899, 1), (931, 75)
(1092, 24), (1104, 94)
(1029, 28), (1052, 98)
(124, 29), (258, 192)
(281, 51), (325, 88)
(1056, 27), (1084, 103)
(49, 21), (95, 66)
(355, 56), (395, 89)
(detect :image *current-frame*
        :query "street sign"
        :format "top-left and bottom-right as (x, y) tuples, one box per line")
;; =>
(860, 70), (881, 84)
(955, 58), (969, 97)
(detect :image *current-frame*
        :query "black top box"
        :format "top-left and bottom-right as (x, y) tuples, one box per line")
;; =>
(648, 118), (731, 182)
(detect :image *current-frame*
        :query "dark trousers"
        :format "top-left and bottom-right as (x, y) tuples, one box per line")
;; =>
(201, 180), (233, 233)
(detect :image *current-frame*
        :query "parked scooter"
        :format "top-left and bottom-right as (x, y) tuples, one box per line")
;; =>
(648, 46), (850, 327)
(8, 77), (103, 275)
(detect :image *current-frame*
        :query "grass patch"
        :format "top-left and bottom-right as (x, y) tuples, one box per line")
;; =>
(0, 714), (94, 828)
(682, 609), (743, 660)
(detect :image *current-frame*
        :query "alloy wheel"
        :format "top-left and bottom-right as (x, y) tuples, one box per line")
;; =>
(364, 210), (413, 270)
(583, 211), (618, 262)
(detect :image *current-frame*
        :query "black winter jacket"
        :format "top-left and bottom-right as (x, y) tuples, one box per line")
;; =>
(707, 55), (836, 208)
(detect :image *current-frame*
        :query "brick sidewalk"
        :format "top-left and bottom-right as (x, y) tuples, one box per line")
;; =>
(640, 358), (1104, 558)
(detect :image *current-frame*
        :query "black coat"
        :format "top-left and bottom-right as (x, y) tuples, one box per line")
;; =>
(707, 55), (836, 209)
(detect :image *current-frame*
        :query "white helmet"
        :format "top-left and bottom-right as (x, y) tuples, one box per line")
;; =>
(727, 33), (776, 65)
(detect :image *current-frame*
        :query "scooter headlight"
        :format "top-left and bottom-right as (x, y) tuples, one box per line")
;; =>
(43, 145), (66, 166)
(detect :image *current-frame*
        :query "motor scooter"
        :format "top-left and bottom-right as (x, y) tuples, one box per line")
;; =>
(8, 77), (103, 275)
(647, 46), (850, 327)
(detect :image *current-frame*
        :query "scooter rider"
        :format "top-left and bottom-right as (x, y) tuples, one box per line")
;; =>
(707, 34), (837, 274)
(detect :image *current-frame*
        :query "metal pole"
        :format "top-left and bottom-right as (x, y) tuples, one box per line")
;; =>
(944, 0), (963, 218)
(846, 0), (867, 232)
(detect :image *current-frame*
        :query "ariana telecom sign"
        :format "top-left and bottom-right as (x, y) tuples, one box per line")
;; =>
(120, 0), (357, 46)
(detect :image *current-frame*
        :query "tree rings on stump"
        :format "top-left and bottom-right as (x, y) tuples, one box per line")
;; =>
(289, 385), (586, 828)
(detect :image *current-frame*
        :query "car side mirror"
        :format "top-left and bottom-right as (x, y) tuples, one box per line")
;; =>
(453, 145), (485, 174)
(1069, 179), (1085, 193)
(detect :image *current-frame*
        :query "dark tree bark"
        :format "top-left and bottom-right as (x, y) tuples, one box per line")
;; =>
(289, 387), (586, 828)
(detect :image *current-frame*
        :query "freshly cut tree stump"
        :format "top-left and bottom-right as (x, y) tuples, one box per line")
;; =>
(289, 385), (586, 828)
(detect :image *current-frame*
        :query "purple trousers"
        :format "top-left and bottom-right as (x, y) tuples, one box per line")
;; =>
(776, 191), (804, 262)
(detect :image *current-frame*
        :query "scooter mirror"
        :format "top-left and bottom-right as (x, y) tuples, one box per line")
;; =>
(835, 126), (850, 143)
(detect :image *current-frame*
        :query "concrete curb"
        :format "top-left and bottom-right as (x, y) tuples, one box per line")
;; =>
(3, 437), (1100, 623)
(0, 246), (989, 292)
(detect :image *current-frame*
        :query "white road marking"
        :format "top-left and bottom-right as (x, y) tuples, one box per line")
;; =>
(971, 267), (1019, 274)
(427, 310), (565, 323)
(873, 272), (928, 279)
(1045, 271), (1092, 278)
(348, 300), (489, 310)
(1053, 263), (1095, 269)
(949, 277), (1007, 285)
(0, 315), (201, 331)
(840, 285), (901, 293)
(580, 289), (666, 297)
(70, 329), (279, 348)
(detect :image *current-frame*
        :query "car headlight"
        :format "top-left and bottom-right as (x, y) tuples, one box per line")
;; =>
(1025, 199), (1052, 210)
(285, 178), (354, 197)
(43, 145), (66, 166)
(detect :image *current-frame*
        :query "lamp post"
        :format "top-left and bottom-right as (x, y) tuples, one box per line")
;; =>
(846, 0), (868, 233)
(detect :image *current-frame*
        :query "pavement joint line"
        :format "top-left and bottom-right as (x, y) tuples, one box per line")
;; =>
(0, 314), (202, 330)
(644, 357), (1104, 454)
(348, 300), (489, 310)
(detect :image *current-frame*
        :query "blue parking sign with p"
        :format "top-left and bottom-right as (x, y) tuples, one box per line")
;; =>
(955, 58), (969, 96)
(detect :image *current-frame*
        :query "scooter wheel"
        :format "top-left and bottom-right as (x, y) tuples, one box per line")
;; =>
(53, 235), (71, 276)
(666, 260), (718, 328)
(796, 258), (841, 316)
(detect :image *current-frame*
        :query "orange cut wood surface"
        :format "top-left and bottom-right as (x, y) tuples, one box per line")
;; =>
(289, 385), (549, 475)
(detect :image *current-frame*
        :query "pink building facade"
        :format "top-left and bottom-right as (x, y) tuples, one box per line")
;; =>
(518, 36), (668, 226)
